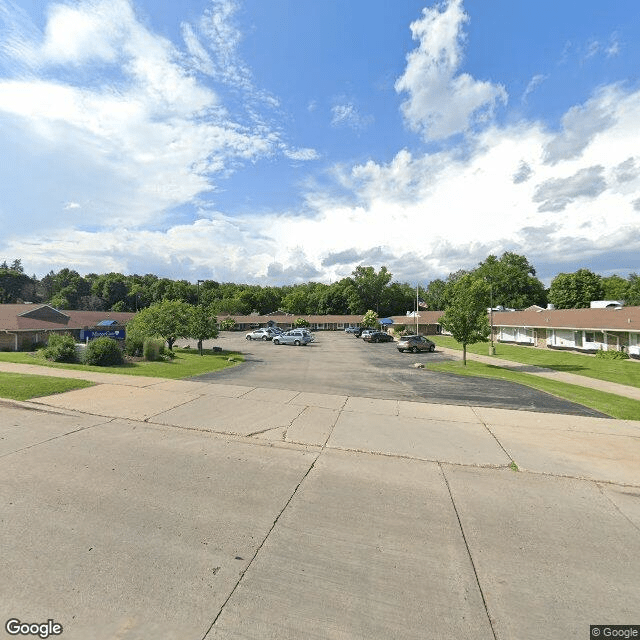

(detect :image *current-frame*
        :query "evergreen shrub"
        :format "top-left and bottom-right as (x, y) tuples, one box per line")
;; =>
(84, 337), (124, 366)
(42, 333), (77, 362)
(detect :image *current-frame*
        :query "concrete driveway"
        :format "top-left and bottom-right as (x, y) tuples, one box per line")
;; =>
(1, 337), (639, 639)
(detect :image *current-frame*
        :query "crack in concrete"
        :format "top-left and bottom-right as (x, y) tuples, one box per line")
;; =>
(472, 406), (518, 467)
(439, 463), (498, 640)
(201, 449), (323, 639)
(596, 482), (640, 535)
(0, 417), (116, 460)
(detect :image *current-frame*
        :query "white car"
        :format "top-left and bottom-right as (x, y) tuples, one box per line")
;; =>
(245, 328), (275, 341)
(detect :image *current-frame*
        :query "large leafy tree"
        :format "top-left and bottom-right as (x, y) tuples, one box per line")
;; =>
(548, 269), (604, 309)
(0, 261), (34, 303)
(475, 252), (546, 309)
(347, 266), (393, 314)
(127, 299), (193, 350)
(601, 275), (629, 301)
(439, 275), (490, 365)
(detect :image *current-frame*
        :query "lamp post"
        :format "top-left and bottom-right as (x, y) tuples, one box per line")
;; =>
(489, 282), (495, 356)
(197, 279), (205, 355)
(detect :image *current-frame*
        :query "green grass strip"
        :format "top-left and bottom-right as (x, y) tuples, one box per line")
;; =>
(0, 372), (95, 401)
(0, 349), (244, 380)
(427, 360), (640, 421)
(431, 335), (640, 389)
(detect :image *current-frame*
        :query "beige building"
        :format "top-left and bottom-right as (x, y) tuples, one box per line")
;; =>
(0, 304), (135, 351)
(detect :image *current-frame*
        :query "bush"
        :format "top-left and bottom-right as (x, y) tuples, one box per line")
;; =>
(42, 333), (77, 362)
(595, 348), (629, 360)
(84, 337), (124, 366)
(143, 338), (163, 361)
(124, 334), (144, 357)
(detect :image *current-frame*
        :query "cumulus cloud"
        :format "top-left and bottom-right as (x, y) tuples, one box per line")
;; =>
(0, 0), (315, 235)
(533, 166), (607, 212)
(543, 85), (619, 164)
(395, 0), (507, 141)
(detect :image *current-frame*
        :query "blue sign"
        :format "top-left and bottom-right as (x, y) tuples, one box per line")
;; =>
(80, 329), (125, 340)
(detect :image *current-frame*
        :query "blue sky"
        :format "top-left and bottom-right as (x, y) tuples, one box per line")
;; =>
(1, 0), (640, 286)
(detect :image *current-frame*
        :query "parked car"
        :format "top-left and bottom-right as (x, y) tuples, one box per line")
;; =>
(363, 331), (394, 343)
(245, 328), (275, 341)
(272, 329), (312, 346)
(344, 326), (360, 334)
(397, 335), (436, 353)
(359, 329), (376, 339)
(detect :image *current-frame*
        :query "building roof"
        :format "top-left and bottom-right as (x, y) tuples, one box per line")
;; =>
(220, 312), (445, 325)
(492, 306), (640, 332)
(0, 304), (135, 332)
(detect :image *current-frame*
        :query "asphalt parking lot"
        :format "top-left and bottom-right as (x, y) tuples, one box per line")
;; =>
(194, 330), (606, 416)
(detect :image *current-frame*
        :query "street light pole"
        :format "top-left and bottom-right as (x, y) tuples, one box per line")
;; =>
(197, 279), (205, 356)
(489, 282), (495, 356)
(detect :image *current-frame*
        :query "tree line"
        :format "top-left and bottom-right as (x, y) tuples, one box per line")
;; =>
(2, 253), (640, 314)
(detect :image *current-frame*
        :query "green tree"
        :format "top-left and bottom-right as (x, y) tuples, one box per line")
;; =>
(126, 300), (192, 351)
(294, 317), (310, 328)
(625, 274), (640, 306)
(439, 275), (490, 365)
(601, 275), (629, 301)
(423, 279), (448, 310)
(189, 305), (219, 355)
(475, 252), (546, 309)
(361, 309), (378, 328)
(347, 266), (393, 314)
(548, 269), (603, 309)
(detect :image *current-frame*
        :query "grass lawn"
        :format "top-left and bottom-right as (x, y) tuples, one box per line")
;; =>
(0, 372), (95, 401)
(431, 335), (640, 389)
(427, 360), (640, 421)
(0, 348), (244, 380)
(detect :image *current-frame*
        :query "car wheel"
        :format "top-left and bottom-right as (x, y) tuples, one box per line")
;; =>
(294, 340), (300, 346)
(262, 335), (268, 341)
(246, 336), (251, 340)
(398, 348), (404, 353)
(273, 339), (279, 345)
(429, 345), (435, 352)
(412, 346), (419, 353)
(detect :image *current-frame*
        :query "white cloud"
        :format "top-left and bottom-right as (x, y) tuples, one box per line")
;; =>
(0, 0), (304, 234)
(330, 103), (373, 131)
(395, 0), (507, 141)
(521, 74), (547, 103)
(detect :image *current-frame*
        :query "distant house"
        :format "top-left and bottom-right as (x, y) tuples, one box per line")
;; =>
(491, 306), (640, 357)
(0, 304), (135, 351)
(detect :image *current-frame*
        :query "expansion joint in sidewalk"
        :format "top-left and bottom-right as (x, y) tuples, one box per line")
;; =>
(201, 450), (322, 639)
(439, 463), (498, 640)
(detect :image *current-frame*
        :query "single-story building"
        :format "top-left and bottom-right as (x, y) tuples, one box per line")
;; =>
(491, 306), (640, 357)
(0, 304), (135, 351)
(219, 311), (445, 335)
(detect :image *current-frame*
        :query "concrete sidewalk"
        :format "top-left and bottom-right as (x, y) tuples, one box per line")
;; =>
(1, 365), (640, 639)
(439, 346), (640, 400)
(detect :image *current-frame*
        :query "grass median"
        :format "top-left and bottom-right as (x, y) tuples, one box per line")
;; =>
(0, 348), (244, 380)
(431, 335), (640, 388)
(427, 359), (640, 420)
(0, 372), (95, 401)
